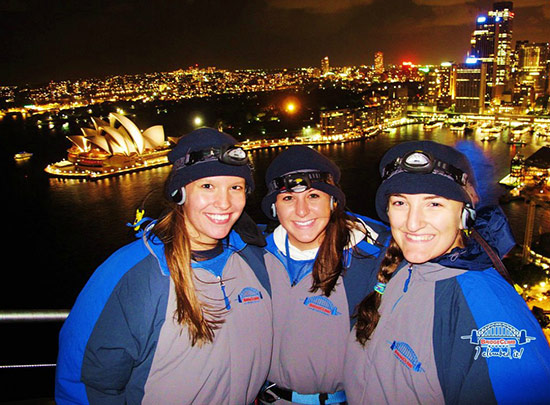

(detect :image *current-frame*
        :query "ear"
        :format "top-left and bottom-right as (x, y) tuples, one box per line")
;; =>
(171, 187), (186, 205)
(461, 203), (476, 230)
(330, 196), (337, 212)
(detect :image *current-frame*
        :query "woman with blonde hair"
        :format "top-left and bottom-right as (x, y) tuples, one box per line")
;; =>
(56, 128), (272, 404)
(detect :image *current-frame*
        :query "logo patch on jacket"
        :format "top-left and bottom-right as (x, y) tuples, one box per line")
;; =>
(389, 341), (425, 372)
(461, 321), (536, 360)
(237, 287), (263, 304)
(303, 296), (341, 316)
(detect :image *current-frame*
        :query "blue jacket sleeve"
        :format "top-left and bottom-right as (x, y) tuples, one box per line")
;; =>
(55, 238), (168, 405)
(80, 279), (142, 402)
(82, 253), (169, 403)
(434, 268), (550, 405)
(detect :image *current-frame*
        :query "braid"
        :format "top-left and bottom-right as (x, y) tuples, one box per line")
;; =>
(354, 238), (403, 346)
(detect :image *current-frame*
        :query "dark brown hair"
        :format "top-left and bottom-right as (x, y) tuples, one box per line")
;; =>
(354, 237), (403, 345)
(310, 206), (368, 297)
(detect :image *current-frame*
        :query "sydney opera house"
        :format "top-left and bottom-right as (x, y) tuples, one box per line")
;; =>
(45, 113), (174, 179)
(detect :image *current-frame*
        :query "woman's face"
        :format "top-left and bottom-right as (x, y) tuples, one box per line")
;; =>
(275, 188), (332, 251)
(387, 193), (464, 264)
(183, 176), (246, 250)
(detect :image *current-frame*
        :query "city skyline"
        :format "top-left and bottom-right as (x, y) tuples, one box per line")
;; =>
(1, 0), (549, 86)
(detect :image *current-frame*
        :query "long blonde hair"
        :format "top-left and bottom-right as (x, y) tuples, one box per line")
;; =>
(153, 205), (224, 346)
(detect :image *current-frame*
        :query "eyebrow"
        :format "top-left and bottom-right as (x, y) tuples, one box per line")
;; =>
(391, 193), (444, 200)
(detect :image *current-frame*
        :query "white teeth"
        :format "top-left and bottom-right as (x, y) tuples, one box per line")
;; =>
(295, 219), (314, 226)
(206, 214), (229, 221)
(407, 234), (434, 241)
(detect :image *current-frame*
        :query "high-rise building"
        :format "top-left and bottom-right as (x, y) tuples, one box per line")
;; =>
(321, 56), (330, 76)
(453, 60), (487, 114)
(469, 1), (514, 102)
(513, 41), (550, 99)
(423, 63), (454, 106)
(320, 109), (355, 136)
(374, 52), (384, 74)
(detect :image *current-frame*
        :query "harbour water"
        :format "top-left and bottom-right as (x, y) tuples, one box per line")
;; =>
(2, 112), (550, 401)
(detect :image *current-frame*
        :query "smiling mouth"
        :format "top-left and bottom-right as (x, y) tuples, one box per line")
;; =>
(206, 213), (231, 224)
(406, 233), (434, 242)
(293, 219), (315, 227)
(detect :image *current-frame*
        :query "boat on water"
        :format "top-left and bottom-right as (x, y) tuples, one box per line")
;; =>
(364, 126), (380, 138)
(510, 124), (532, 136)
(480, 122), (502, 133)
(481, 134), (497, 142)
(449, 121), (468, 131)
(507, 134), (527, 145)
(423, 120), (444, 130)
(14, 151), (33, 160)
(534, 125), (550, 138)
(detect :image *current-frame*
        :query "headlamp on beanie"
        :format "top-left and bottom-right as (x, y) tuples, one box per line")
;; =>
(267, 171), (335, 194)
(260, 145), (346, 220)
(375, 140), (480, 227)
(382, 150), (471, 187)
(165, 127), (254, 205)
(173, 145), (249, 170)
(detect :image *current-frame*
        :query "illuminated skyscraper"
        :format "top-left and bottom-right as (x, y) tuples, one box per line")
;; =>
(322, 56), (330, 76)
(423, 63), (454, 106)
(320, 109), (355, 136)
(469, 1), (514, 102)
(454, 60), (487, 114)
(514, 41), (550, 98)
(374, 52), (384, 74)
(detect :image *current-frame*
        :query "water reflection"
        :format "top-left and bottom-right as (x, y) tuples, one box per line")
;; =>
(4, 123), (550, 309)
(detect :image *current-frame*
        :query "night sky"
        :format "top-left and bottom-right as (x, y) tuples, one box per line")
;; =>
(1, 0), (549, 86)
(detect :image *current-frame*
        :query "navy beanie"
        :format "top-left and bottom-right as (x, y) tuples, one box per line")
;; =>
(166, 127), (254, 198)
(375, 140), (478, 223)
(261, 145), (346, 219)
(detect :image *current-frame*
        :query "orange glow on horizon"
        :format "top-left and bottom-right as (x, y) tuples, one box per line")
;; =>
(283, 97), (300, 114)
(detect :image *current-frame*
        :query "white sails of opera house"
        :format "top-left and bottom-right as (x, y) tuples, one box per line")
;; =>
(46, 113), (175, 178)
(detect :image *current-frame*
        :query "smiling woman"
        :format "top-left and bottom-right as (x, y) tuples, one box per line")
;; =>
(257, 145), (391, 404)
(345, 140), (550, 405)
(55, 128), (272, 404)
(387, 193), (464, 264)
(183, 176), (247, 248)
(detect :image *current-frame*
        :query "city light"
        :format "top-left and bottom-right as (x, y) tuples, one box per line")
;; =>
(193, 116), (203, 127)
(283, 97), (300, 114)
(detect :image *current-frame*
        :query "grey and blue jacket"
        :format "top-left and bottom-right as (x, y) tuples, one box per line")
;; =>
(263, 213), (390, 402)
(344, 206), (550, 404)
(55, 227), (273, 404)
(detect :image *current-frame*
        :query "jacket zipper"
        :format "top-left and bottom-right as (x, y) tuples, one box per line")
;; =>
(218, 276), (231, 310)
(403, 264), (413, 293)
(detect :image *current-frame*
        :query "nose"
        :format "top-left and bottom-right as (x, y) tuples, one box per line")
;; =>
(294, 194), (310, 217)
(406, 204), (425, 232)
(214, 188), (231, 210)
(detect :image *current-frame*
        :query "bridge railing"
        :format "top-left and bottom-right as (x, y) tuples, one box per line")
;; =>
(0, 309), (68, 370)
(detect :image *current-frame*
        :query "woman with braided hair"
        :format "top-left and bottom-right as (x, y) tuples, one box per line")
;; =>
(344, 140), (550, 404)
